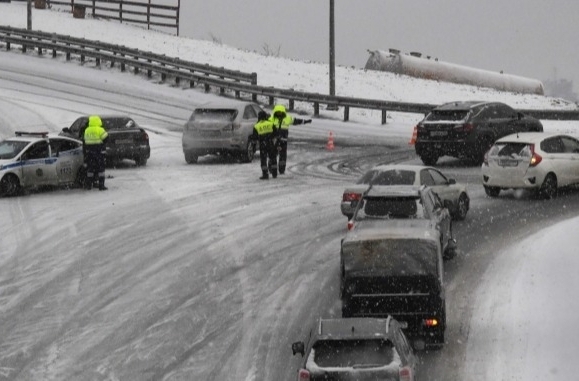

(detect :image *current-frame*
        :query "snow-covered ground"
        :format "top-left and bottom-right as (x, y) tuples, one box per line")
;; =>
(1, 3), (579, 380)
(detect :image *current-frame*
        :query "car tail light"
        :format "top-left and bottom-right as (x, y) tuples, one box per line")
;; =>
(342, 192), (361, 202)
(423, 318), (439, 327)
(455, 123), (474, 132)
(529, 144), (542, 167)
(140, 129), (149, 141)
(297, 369), (310, 381)
(399, 366), (412, 381)
(347, 220), (355, 231)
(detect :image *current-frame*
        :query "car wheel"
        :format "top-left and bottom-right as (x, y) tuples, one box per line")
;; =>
(0, 174), (21, 197)
(420, 152), (439, 166)
(241, 139), (255, 163)
(184, 152), (198, 164)
(484, 185), (500, 198)
(135, 156), (148, 166)
(74, 165), (87, 188)
(454, 193), (469, 220)
(539, 173), (557, 200)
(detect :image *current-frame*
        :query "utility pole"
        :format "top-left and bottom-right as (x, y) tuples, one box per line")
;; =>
(27, 0), (32, 30)
(328, 0), (338, 110)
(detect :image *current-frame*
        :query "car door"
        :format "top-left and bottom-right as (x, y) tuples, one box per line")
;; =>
(421, 168), (458, 206)
(69, 117), (88, 139)
(242, 105), (258, 137)
(50, 138), (83, 184)
(559, 136), (579, 186)
(20, 140), (57, 186)
(423, 190), (451, 250)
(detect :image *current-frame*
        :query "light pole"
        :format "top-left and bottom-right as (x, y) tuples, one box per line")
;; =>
(328, 0), (338, 110)
(27, 0), (32, 30)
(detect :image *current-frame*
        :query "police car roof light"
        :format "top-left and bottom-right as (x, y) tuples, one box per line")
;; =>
(15, 131), (49, 138)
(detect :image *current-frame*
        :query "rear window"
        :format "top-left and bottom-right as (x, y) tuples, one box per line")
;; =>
(357, 196), (424, 219)
(190, 109), (238, 122)
(356, 169), (416, 186)
(102, 118), (136, 130)
(425, 110), (469, 122)
(312, 339), (394, 368)
(488, 142), (531, 158)
(342, 238), (439, 276)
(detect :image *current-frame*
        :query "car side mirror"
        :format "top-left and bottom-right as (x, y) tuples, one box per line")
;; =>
(448, 178), (456, 185)
(62, 127), (70, 133)
(292, 341), (305, 357)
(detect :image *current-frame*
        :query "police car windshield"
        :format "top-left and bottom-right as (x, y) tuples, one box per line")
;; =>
(0, 140), (29, 159)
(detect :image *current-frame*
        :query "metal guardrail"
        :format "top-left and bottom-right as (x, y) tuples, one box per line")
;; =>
(0, 26), (577, 123)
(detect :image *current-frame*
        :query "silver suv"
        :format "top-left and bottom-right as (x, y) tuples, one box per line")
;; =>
(182, 100), (265, 164)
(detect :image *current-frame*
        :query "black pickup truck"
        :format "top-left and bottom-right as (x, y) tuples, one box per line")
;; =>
(60, 114), (150, 166)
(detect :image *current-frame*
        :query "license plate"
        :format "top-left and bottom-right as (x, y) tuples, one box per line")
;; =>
(116, 139), (133, 144)
(198, 130), (220, 137)
(498, 159), (518, 167)
(430, 131), (448, 137)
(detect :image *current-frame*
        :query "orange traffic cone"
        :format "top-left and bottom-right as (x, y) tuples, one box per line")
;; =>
(409, 126), (417, 145)
(326, 131), (335, 151)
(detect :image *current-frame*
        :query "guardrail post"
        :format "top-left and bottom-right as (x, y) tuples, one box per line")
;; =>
(314, 103), (320, 116)
(289, 99), (294, 111)
(252, 93), (257, 102)
(268, 96), (274, 106)
(251, 72), (257, 86)
(204, 83), (210, 93)
(235, 90), (240, 98)
(51, 35), (56, 58)
(175, 76), (180, 85)
(147, 60), (152, 77)
(381, 110), (387, 125)
(344, 106), (350, 122)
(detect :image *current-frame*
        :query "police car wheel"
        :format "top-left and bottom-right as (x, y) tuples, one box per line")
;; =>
(0, 174), (21, 197)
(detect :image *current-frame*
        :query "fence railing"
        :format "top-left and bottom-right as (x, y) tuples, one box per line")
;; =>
(1, 26), (578, 123)
(13, 0), (180, 35)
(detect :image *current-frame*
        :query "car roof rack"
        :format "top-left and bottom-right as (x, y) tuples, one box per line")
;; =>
(15, 131), (49, 138)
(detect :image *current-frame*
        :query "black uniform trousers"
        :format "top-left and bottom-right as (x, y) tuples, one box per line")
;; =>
(259, 137), (278, 177)
(85, 144), (106, 189)
(277, 129), (289, 174)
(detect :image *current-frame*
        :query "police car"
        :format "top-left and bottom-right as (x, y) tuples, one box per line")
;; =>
(0, 131), (85, 197)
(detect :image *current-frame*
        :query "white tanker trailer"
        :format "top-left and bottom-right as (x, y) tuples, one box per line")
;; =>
(365, 49), (544, 95)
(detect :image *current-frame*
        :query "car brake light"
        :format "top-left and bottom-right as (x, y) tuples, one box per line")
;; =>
(529, 144), (542, 167)
(141, 130), (149, 141)
(298, 369), (310, 381)
(342, 192), (361, 202)
(424, 318), (439, 327)
(455, 123), (474, 132)
(347, 220), (354, 231)
(399, 366), (412, 381)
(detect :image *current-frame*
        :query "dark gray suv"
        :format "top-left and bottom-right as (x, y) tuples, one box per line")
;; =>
(414, 101), (543, 165)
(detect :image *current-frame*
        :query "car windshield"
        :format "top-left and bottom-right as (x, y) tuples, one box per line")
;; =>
(425, 110), (469, 122)
(101, 118), (136, 130)
(190, 109), (238, 122)
(342, 238), (439, 276)
(312, 339), (394, 368)
(356, 196), (424, 219)
(0, 140), (29, 159)
(357, 169), (416, 185)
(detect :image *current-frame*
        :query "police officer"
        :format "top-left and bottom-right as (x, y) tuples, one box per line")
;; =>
(269, 104), (312, 175)
(83, 115), (109, 190)
(251, 111), (277, 180)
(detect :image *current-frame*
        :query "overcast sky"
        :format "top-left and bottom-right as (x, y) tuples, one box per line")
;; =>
(181, 0), (578, 96)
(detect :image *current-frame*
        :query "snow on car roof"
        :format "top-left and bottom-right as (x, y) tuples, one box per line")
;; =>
(365, 184), (422, 197)
(318, 317), (391, 338)
(496, 132), (559, 144)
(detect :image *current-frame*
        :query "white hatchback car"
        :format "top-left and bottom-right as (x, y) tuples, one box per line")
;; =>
(481, 132), (579, 199)
(341, 164), (470, 220)
(0, 131), (85, 197)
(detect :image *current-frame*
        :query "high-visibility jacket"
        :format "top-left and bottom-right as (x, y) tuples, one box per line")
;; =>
(269, 104), (295, 130)
(252, 119), (275, 142)
(84, 115), (108, 145)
